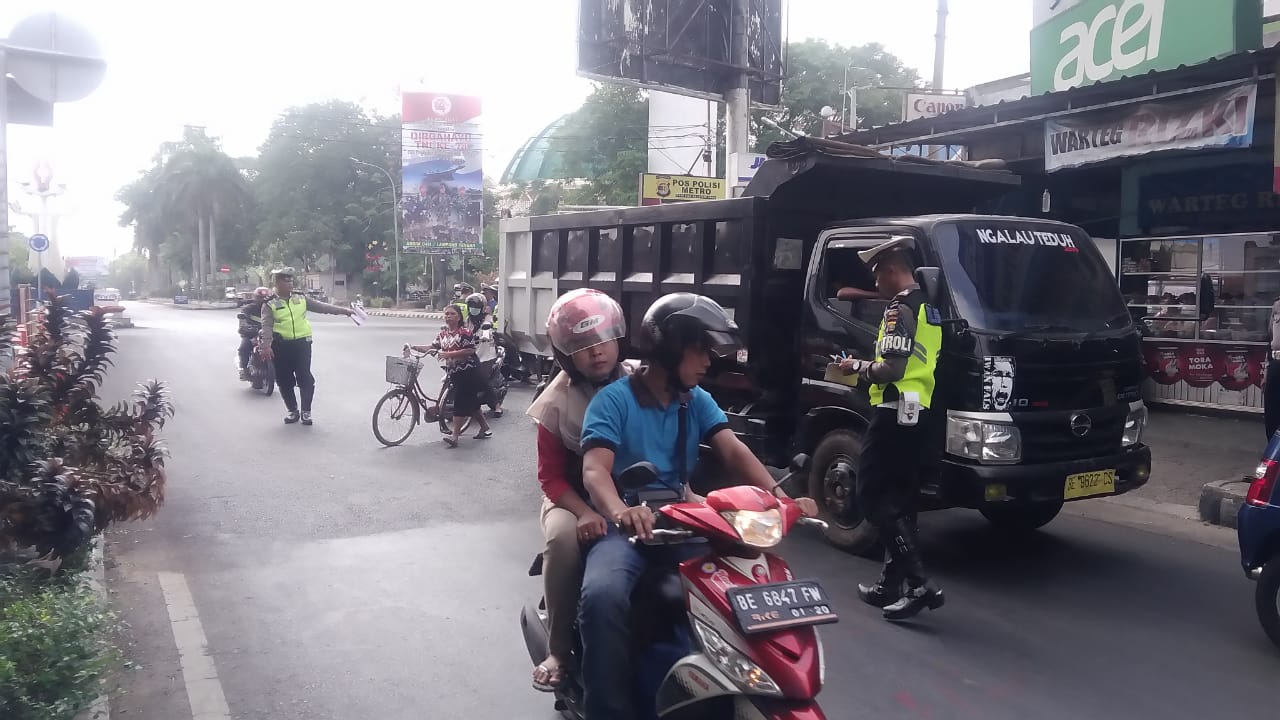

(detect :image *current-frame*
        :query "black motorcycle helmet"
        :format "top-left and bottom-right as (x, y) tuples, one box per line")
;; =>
(639, 293), (741, 391)
(465, 292), (487, 321)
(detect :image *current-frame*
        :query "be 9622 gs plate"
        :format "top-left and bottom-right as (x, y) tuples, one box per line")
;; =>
(726, 579), (838, 634)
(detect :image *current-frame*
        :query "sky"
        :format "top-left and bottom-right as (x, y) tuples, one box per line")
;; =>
(1, 0), (1031, 259)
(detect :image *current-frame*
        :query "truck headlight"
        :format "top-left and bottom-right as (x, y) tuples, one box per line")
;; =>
(946, 416), (1021, 464)
(692, 618), (782, 696)
(1122, 404), (1147, 447)
(723, 509), (783, 548)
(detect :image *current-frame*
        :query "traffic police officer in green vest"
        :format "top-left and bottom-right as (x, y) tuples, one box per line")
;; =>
(837, 239), (945, 621)
(258, 267), (356, 426)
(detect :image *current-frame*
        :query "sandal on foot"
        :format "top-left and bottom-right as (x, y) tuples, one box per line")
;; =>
(474, 430), (493, 440)
(532, 662), (563, 692)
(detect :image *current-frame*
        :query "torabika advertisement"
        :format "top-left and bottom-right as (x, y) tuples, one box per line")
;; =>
(401, 92), (484, 255)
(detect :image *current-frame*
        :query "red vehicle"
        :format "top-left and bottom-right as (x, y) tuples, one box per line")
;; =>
(520, 456), (837, 719)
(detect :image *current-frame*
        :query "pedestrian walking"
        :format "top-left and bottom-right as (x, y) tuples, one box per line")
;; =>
(1266, 295), (1280, 439)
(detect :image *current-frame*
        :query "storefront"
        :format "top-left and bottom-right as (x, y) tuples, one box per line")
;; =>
(837, 0), (1274, 413)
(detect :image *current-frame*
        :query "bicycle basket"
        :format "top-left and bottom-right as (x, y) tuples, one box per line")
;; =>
(385, 356), (421, 386)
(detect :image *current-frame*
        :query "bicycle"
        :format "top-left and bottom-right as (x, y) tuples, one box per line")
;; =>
(371, 349), (472, 447)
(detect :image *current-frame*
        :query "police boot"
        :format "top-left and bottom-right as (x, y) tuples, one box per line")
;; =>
(882, 519), (944, 621)
(857, 551), (904, 608)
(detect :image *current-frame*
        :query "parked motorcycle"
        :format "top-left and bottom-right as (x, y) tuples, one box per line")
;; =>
(481, 343), (509, 415)
(494, 331), (547, 385)
(520, 455), (836, 720)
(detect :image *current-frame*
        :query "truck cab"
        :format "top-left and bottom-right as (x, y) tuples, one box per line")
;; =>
(793, 216), (1150, 550)
(499, 141), (1151, 553)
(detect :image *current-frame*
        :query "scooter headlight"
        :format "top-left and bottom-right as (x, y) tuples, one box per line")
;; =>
(692, 618), (782, 697)
(724, 509), (783, 548)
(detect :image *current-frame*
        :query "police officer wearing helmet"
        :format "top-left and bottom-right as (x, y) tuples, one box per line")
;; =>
(837, 239), (945, 620)
(576, 292), (818, 720)
(258, 267), (356, 426)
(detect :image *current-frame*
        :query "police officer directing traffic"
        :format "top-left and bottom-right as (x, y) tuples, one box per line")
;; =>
(258, 267), (356, 426)
(838, 240), (945, 620)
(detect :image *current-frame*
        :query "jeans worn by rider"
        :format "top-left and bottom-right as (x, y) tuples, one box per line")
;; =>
(237, 300), (265, 369)
(577, 372), (729, 720)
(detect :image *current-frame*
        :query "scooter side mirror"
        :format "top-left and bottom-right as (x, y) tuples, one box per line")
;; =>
(617, 462), (661, 491)
(789, 453), (811, 474)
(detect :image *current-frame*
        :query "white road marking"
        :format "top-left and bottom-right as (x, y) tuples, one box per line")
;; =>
(157, 572), (232, 720)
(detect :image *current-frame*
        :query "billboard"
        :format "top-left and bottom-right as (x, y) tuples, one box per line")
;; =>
(64, 256), (110, 283)
(400, 92), (485, 255)
(639, 173), (726, 205)
(577, 0), (784, 106)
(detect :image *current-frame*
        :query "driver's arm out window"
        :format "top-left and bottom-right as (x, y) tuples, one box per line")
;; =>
(823, 247), (885, 326)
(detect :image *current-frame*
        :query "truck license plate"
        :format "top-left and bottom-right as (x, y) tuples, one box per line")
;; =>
(1064, 469), (1116, 500)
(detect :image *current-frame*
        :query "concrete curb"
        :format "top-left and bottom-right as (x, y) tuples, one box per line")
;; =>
(74, 538), (110, 720)
(364, 309), (444, 320)
(136, 299), (236, 311)
(1198, 477), (1253, 529)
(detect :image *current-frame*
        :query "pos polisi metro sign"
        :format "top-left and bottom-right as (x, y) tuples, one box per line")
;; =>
(1030, 0), (1261, 95)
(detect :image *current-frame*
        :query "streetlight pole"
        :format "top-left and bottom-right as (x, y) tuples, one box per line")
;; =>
(350, 157), (400, 306)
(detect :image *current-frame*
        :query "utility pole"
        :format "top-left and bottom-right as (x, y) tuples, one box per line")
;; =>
(724, 0), (750, 195)
(933, 0), (948, 90)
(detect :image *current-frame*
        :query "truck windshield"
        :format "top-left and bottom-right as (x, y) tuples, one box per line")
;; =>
(934, 221), (1131, 334)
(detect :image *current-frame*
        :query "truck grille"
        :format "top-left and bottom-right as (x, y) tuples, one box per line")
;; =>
(1018, 408), (1125, 463)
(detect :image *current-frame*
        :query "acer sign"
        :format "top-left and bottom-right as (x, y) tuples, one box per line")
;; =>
(1030, 0), (1261, 95)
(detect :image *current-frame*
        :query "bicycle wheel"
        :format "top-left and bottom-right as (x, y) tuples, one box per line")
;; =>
(437, 383), (473, 435)
(373, 388), (420, 447)
(261, 361), (275, 397)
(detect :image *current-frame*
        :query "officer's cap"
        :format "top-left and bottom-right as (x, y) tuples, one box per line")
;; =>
(271, 266), (296, 279)
(858, 237), (915, 272)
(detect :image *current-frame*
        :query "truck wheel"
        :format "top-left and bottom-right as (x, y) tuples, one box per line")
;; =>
(1256, 557), (1280, 650)
(980, 501), (1063, 532)
(808, 430), (878, 555)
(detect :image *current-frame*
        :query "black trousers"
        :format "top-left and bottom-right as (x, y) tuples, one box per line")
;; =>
(273, 336), (315, 412)
(856, 407), (940, 586)
(1267, 360), (1280, 440)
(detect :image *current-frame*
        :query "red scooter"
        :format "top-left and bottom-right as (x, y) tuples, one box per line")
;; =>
(521, 455), (837, 719)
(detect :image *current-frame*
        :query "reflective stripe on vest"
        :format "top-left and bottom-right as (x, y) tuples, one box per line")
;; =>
(270, 295), (313, 340)
(869, 302), (941, 408)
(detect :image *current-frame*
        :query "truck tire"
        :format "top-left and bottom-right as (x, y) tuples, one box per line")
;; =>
(808, 430), (878, 555)
(979, 501), (1063, 532)
(1256, 557), (1280, 650)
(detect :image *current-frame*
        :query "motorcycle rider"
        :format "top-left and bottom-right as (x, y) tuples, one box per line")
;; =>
(482, 283), (499, 327)
(837, 242), (945, 620)
(258, 267), (356, 426)
(466, 291), (505, 417)
(577, 292), (818, 720)
(525, 288), (633, 692)
(237, 287), (271, 380)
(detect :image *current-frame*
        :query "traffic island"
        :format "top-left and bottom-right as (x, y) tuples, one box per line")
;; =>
(1199, 477), (1252, 528)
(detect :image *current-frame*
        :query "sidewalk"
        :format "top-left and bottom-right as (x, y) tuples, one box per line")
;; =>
(1134, 406), (1262, 527)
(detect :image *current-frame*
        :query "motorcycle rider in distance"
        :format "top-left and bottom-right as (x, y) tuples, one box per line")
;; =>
(525, 288), (633, 693)
(466, 291), (505, 418)
(577, 292), (818, 720)
(237, 287), (271, 380)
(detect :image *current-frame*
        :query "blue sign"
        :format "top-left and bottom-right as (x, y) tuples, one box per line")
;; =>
(173, 295), (189, 305)
(28, 234), (49, 253)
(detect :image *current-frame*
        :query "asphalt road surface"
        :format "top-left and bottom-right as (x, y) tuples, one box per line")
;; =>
(99, 302), (1278, 720)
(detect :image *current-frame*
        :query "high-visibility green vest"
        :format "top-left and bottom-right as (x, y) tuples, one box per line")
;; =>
(269, 294), (313, 340)
(869, 298), (941, 408)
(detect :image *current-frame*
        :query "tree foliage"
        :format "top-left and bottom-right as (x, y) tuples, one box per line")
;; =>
(753, 40), (923, 148)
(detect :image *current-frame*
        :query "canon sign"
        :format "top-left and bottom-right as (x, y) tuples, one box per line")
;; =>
(902, 92), (967, 122)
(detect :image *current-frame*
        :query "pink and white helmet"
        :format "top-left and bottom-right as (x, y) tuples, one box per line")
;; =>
(546, 288), (626, 356)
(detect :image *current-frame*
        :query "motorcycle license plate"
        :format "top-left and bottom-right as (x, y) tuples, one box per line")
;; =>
(726, 580), (838, 634)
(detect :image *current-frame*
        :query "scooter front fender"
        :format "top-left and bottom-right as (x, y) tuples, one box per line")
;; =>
(655, 655), (826, 720)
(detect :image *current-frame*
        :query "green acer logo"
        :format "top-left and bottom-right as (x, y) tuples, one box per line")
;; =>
(1031, 0), (1261, 95)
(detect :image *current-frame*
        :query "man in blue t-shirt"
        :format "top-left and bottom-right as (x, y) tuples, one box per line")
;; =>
(577, 293), (817, 720)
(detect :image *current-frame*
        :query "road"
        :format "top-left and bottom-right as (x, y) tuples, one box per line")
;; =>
(100, 302), (1278, 720)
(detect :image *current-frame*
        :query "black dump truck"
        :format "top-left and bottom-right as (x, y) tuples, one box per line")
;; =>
(498, 141), (1152, 553)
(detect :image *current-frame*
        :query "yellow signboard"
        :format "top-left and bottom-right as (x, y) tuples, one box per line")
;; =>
(639, 173), (726, 205)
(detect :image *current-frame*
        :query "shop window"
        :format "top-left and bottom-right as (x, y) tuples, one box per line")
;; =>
(1120, 238), (1200, 273)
